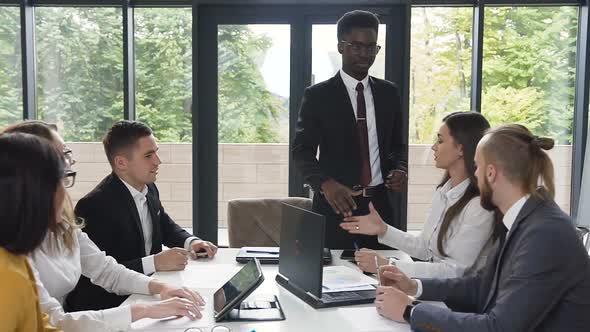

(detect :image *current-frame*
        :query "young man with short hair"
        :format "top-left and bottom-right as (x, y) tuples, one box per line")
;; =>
(66, 120), (217, 311)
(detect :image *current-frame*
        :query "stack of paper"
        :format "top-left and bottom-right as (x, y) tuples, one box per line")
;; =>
(322, 265), (377, 293)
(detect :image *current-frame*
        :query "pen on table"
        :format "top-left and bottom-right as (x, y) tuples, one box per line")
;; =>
(245, 250), (279, 255)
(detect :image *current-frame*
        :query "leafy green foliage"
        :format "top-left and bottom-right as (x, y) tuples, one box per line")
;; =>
(218, 25), (282, 143)
(481, 7), (577, 144)
(409, 7), (473, 144)
(0, 7), (22, 127)
(410, 6), (577, 145)
(0, 6), (580, 145)
(35, 8), (124, 142)
(135, 8), (193, 143)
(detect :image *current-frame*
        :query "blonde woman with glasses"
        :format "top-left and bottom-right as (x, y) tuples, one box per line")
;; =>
(3, 121), (205, 332)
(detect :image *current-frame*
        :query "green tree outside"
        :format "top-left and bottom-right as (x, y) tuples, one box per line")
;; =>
(0, 6), (580, 146)
(0, 7), (23, 126)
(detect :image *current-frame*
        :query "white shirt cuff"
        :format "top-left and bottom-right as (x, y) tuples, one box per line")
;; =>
(377, 224), (391, 242)
(103, 305), (133, 331)
(413, 279), (423, 298)
(184, 236), (199, 251)
(142, 255), (156, 275)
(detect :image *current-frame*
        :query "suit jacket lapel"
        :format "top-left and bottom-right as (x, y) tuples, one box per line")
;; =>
(112, 174), (146, 255)
(369, 77), (386, 155)
(482, 196), (543, 311)
(333, 72), (358, 129)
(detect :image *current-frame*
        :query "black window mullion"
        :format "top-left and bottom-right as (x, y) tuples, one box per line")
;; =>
(20, 0), (36, 120)
(122, 0), (135, 120)
(288, 12), (308, 198)
(470, 2), (484, 113)
(572, 3), (590, 218)
(194, 5), (218, 244)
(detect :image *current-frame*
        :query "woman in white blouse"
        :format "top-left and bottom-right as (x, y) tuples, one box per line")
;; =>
(340, 112), (502, 279)
(4, 121), (205, 332)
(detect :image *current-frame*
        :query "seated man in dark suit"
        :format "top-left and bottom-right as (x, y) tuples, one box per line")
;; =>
(373, 124), (590, 331)
(66, 120), (218, 311)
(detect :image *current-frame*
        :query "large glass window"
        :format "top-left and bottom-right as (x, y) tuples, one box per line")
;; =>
(135, 8), (193, 229)
(409, 7), (472, 144)
(35, 7), (123, 142)
(312, 24), (386, 85)
(407, 7), (472, 231)
(135, 8), (192, 143)
(482, 6), (578, 214)
(217, 24), (290, 233)
(0, 7), (22, 128)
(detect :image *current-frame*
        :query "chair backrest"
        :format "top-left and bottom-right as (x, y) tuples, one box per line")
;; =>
(227, 197), (313, 248)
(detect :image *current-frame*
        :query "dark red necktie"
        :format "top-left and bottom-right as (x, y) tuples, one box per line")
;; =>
(356, 82), (372, 187)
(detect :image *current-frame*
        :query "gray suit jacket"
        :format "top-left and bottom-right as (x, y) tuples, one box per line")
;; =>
(411, 192), (590, 332)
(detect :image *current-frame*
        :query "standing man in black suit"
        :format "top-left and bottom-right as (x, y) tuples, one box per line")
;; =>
(66, 120), (218, 311)
(292, 10), (408, 249)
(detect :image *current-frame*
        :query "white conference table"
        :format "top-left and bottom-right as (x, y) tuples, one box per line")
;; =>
(123, 248), (415, 332)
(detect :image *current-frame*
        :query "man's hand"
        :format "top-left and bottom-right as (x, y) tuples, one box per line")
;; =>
(189, 240), (218, 259)
(379, 265), (418, 296)
(154, 247), (189, 271)
(375, 286), (412, 322)
(353, 249), (388, 273)
(385, 169), (407, 192)
(321, 179), (361, 217)
(340, 202), (388, 236)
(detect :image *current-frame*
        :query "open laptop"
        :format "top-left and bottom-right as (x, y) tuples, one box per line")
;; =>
(275, 203), (377, 308)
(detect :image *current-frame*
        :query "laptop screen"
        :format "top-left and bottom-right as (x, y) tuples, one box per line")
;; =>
(278, 203), (325, 297)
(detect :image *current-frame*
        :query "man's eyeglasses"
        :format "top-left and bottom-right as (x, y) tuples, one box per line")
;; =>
(63, 170), (77, 188)
(340, 40), (381, 55)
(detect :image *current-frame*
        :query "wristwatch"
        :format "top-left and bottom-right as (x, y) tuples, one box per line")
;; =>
(403, 300), (421, 323)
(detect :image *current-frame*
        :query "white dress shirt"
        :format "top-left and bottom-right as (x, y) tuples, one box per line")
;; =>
(502, 195), (529, 233)
(121, 179), (198, 275)
(339, 69), (383, 186)
(379, 178), (495, 278)
(29, 228), (153, 332)
(120, 180), (156, 275)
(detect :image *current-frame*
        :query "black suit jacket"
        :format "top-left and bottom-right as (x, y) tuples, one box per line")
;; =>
(412, 192), (590, 332)
(292, 72), (407, 193)
(292, 73), (407, 248)
(65, 173), (194, 310)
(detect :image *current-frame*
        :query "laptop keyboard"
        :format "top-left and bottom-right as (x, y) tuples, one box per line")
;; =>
(321, 292), (363, 301)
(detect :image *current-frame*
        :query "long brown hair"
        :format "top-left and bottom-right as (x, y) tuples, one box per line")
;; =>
(2, 120), (84, 253)
(481, 124), (555, 200)
(436, 112), (499, 257)
(0, 133), (64, 255)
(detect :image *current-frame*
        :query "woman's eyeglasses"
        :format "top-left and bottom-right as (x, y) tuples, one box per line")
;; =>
(63, 147), (76, 167)
(184, 326), (231, 332)
(63, 170), (77, 188)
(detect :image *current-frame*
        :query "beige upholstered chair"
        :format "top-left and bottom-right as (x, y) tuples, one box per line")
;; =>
(227, 197), (312, 248)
